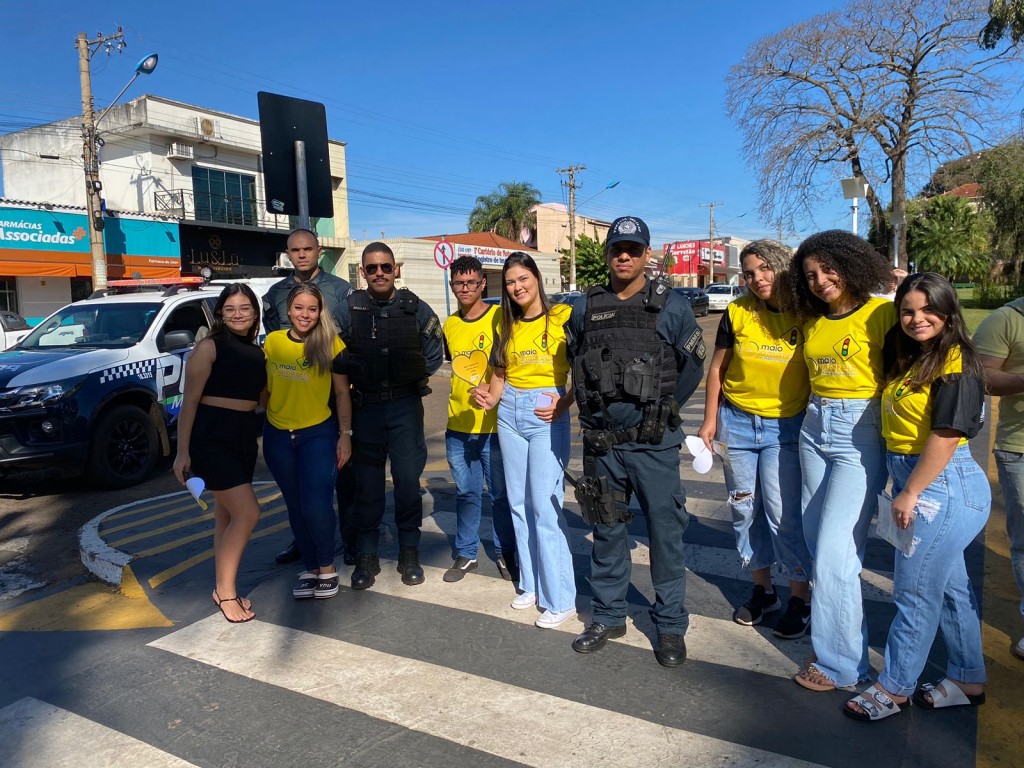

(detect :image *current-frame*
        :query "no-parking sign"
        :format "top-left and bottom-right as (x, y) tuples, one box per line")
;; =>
(434, 240), (455, 270)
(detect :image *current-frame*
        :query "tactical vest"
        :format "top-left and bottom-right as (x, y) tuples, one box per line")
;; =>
(346, 289), (427, 396)
(572, 281), (678, 425)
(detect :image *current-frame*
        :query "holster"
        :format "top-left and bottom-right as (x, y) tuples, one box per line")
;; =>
(565, 461), (632, 526)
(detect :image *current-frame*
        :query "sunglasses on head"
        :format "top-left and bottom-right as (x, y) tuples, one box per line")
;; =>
(363, 262), (395, 275)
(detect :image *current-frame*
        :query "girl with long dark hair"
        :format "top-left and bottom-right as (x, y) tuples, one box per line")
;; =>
(844, 273), (989, 721)
(174, 284), (266, 623)
(474, 252), (577, 629)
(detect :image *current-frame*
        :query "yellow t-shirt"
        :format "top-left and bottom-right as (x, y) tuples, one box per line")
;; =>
(719, 297), (809, 418)
(803, 297), (897, 399)
(444, 305), (500, 434)
(265, 330), (345, 431)
(501, 303), (571, 389)
(881, 346), (984, 454)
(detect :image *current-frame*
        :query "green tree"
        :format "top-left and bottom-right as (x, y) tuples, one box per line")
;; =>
(978, 140), (1024, 275)
(562, 234), (607, 290)
(467, 181), (541, 242)
(726, 0), (1020, 269)
(906, 195), (990, 280)
(981, 0), (1024, 47)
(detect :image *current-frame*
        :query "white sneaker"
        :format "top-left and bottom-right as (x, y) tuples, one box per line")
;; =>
(510, 592), (536, 610)
(535, 607), (576, 629)
(1013, 635), (1024, 660)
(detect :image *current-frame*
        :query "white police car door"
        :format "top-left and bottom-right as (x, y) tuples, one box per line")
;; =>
(155, 300), (212, 422)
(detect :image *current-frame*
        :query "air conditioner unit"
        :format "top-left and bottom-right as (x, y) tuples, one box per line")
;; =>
(195, 116), (222, 140)
(166, 142), (194, 160)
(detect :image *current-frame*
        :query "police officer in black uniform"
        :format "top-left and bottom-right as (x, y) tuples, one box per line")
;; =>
(566, 216), (705, 667)
(264, 228), (355, 567)
(335, 242), (444, 589)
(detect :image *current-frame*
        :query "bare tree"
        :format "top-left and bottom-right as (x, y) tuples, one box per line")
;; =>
(726, 0), (1019, 269)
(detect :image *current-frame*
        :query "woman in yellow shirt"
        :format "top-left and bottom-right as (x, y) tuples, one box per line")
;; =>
(263, 283), (352, 601)
(475, 253), (576, 629)
(845, 273), (988, 721)
(789, 230), (896, 693)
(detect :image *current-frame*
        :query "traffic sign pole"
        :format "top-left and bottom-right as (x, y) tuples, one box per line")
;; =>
(434, 240), (455, 316)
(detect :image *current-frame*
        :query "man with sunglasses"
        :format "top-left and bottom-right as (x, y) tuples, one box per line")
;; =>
(335, 242), (443, 589)
(566, 215), (705, 667)
(440, 256), (518, 584)
(264, 228), (355, 568)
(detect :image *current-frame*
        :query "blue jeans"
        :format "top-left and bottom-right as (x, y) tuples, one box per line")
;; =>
(351, 396), (427, 554)
(445, 430), (516, 560)
(497, 383), (575, 614)
(718, 400), (809, 579)
(263, 417), (339, 571)
(994, 450), (1024, 618)
(879, 445), (990, 695)
(588, 444), (690, 634)
(800, 395), (887, 687)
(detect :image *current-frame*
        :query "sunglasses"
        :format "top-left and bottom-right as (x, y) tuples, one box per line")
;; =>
(363, 262), (395, 275)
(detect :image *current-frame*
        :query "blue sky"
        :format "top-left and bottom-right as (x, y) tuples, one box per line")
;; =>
(0, 1), (998, 249)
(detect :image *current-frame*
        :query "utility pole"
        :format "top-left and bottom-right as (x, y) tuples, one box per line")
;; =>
(700, 202), (723, 285)
(557, 164), (586, 291)
(77, 29), (127, 291)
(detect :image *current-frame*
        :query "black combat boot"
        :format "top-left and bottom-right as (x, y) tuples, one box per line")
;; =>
(351, 553), (381, 590)
(397, 547), (425, 586)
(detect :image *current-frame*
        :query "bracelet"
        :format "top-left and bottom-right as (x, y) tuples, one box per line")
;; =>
(340, 429), (353, 436)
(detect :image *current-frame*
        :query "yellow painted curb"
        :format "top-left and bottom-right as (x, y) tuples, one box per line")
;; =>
(0, 567), (173, 632)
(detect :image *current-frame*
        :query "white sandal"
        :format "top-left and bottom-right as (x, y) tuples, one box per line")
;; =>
(913, 678), (985, 709)
(843, 684), (911, 722)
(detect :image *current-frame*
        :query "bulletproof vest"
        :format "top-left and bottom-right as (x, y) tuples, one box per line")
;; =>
(573, 282), (678, 423)
(346, 289), (427, 393)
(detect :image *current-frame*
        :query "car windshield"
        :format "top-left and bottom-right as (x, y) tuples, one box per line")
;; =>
(706, 286), (733, 295)
(18, 302), (161, 349)
(676, 288), (701, 296)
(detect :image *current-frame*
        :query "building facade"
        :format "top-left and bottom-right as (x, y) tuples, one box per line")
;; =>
(0, 95), (352, 314)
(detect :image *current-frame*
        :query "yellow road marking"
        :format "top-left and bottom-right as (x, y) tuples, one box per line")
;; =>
(132, 505), (287, 558)
(147, 520), (291, 590)
(102, 491), (283, 535)
(0, 567), (172, 632)
(978, 398), (1024, 768)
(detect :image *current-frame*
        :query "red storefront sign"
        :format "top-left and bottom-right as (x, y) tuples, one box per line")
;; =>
(662, 240), (726, 275)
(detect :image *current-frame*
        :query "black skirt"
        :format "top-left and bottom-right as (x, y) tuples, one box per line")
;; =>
(189, 404), (259, 491)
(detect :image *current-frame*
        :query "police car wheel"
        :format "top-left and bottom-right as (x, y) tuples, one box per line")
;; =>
(87, 404), (160, 488)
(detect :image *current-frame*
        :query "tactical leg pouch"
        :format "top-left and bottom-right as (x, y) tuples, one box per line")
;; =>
(574, 474), (632, 526)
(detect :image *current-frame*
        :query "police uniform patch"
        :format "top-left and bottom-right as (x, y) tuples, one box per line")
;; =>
(423, 315), (441, 340)
(682, 329), (702, 355)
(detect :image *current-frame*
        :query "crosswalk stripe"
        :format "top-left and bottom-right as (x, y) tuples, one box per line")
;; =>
(422, 509), (896, 604)
(101, 490), (284, 535)
(151, 616), (828, 768)
(127, 504), (287, 557)
(0, 697), (197, 768)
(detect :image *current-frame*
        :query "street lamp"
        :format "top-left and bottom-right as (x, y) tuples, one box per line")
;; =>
(840, 177), (869, 236)
(77, 30), (159, 290)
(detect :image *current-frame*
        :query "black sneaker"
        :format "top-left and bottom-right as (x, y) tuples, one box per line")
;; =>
(733, 585), (781, 626)
(293, 571), (318, 599)
(314, 573), (340, 599)
(496, 553), (520, 583)
(773, 596), (811, 639)
(443, 556), (478, 583)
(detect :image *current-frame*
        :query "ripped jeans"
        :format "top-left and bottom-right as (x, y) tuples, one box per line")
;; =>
(878, 445), (990, 696)
(718, 399), (810, 580)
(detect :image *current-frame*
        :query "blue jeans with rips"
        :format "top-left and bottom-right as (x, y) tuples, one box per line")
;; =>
(718, 399), (810, 579)
(800, 395), (888, 687)
(445, 430), (516, 560)
(878, 445), (990, 695)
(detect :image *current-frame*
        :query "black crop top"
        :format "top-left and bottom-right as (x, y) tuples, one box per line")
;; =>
(202, 332), (267, 401)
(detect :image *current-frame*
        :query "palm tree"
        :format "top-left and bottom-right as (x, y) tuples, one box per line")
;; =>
(467, 181), (542, 242)
(906, 195), (990, 281)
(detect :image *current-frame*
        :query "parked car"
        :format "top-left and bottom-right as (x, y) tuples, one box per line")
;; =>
(0, 277), (222, 488)
(0, 310), (31, 350)
(482, 296), (502, 306)
(705, 283), (745, 312)
(549, 290), (583, 306)
(672, 287), (710, 317)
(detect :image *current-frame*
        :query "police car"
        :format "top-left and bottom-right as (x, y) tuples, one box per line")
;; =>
(0, 277), (236, 488)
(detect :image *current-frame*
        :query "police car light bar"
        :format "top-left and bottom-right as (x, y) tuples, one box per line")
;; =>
(107, 277), (205, 288)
